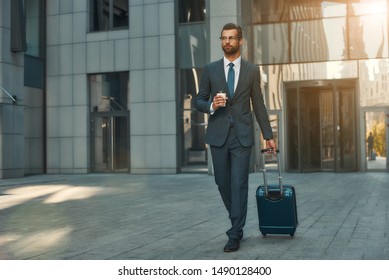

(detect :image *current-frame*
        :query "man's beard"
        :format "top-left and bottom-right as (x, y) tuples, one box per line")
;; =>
(222, 44), (239, 55)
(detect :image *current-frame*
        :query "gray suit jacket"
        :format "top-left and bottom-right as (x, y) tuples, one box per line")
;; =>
(195, 58), (273, 147)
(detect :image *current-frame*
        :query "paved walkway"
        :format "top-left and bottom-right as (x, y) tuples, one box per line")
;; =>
(0, 171), (388, 260)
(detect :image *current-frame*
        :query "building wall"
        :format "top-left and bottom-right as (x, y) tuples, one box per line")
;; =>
(45, 0), (90, 174)
(44, 0), (178, 174)
(129, 0), (177, 174)
(24, 86), (44, 175)
(0, 0), (25, 179)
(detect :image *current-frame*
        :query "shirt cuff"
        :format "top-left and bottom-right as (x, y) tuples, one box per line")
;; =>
(210, 103), (215, 115)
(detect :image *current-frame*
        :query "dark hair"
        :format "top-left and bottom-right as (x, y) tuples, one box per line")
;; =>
(221, 23), (243, 39)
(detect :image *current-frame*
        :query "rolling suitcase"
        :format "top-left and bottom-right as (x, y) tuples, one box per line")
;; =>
(256, 149), (298, 237)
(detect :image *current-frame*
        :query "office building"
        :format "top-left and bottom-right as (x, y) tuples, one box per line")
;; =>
(0, 0), (388, 179)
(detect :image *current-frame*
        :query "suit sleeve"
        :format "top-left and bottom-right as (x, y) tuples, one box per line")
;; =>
(195, 65), (212, 114)
(250, 66), (273, 140)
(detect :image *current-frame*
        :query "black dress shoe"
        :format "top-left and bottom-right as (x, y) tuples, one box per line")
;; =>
(224, 239), (240, 252)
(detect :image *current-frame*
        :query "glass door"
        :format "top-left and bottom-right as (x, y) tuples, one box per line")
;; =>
(91, 113), (129, 172)
(179, 69), (207, 173)
(300, 87), (321, 171)
(364, 110), (388, 171)
(285, 80), (357, 172)
(89, 72), (129, 173)
(336, 86), (357, 171)
(320, 90), (335, 171)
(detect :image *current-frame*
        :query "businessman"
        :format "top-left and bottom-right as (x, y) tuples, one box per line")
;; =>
(195, 23), (276, 252)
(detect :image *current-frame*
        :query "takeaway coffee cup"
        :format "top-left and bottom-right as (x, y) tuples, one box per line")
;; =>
(216, 92), (227, 107)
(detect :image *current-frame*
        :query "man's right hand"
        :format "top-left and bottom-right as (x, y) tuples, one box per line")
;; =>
(212, 95), (227, 110)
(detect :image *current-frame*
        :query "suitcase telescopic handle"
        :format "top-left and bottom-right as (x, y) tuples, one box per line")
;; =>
(260, 148), (283, 196)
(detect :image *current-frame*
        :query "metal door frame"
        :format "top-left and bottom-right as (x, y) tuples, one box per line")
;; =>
(284, 79), (358, 172)
(90, 111), (130, 173)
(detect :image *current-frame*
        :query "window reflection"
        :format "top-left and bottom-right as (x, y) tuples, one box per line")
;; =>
(178, 25), (207, 68)
(90, 0), (128, 31)
(89, 72), (129, 112)
(290, 1), (346, 20)
(291, 18), (346, 62)
(179, 69), (207, 168)
(291, 20), (329, 63)
(359, 59), (389, 106)
(349, 0), (386, 16)
(253, 0), (388, 63)
(25, 0), (42, 57)
(349, 15), (388, 59)
(253, 0), (347, 23)
(320, 1), (347, 18)
(253, 24), (288, 64)
(178, 0), (206, 23)
(253, 0), (288, 23)
(252, 0), (388, 22)
(260, 65), (283, 110)
(112, 0), (128, 28)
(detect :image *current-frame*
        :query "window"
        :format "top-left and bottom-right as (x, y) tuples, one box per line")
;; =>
(89, 72), (129, 112)
(253, 0), (388, 64)
(253, 23), (288, 64)
(253, 0), (289, 23)
(10, 0), (26, 52)
(253, 0), (347, 23)
(349, 15), (388, 59)
(291, 18), (347, 63)
(25, 0), (44, 57)
(178, 0), (206, 23)
(23, 0), (45, 88)
(90, 0), (128, 31)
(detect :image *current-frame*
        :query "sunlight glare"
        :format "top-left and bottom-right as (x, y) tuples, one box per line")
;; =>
(44, 186), (104, 204)
(8, 227), (73, 255)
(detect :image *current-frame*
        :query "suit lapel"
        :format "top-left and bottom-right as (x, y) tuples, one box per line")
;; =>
(234, 60), (248, 99)
(215, 59), (230, 97)
(215, 59), (249, 100)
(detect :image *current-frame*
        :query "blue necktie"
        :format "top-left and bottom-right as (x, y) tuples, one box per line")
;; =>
(228, 63), (235, 98)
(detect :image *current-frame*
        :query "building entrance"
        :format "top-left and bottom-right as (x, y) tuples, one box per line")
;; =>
(179, 69), (207, 173)
(90, 112), (129, 172)
(88, 72), (129, 173)
(285, 80), (357, 172)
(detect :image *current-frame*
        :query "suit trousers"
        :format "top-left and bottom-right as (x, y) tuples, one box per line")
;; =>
(210, 126), (252, 240)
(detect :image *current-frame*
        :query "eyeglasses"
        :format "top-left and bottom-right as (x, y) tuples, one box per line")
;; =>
(220, 36), (240, 41)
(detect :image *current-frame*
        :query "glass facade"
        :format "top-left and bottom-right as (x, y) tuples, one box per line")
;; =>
(254, 0), (388, 65)
(349, 15), (388, 59)
(252, 0), (389, 172)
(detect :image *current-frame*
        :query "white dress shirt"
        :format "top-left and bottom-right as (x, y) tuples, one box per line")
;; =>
(223, 56), (241, 93)
(210, 56), (241, 114)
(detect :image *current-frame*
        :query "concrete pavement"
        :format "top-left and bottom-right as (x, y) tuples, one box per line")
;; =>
(0, 171), (388, 260)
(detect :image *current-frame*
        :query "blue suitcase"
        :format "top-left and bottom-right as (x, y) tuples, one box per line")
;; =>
(256, 149), (298, 237)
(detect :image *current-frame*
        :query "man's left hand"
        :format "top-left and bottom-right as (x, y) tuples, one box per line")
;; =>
(266, 139), (277, 153)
